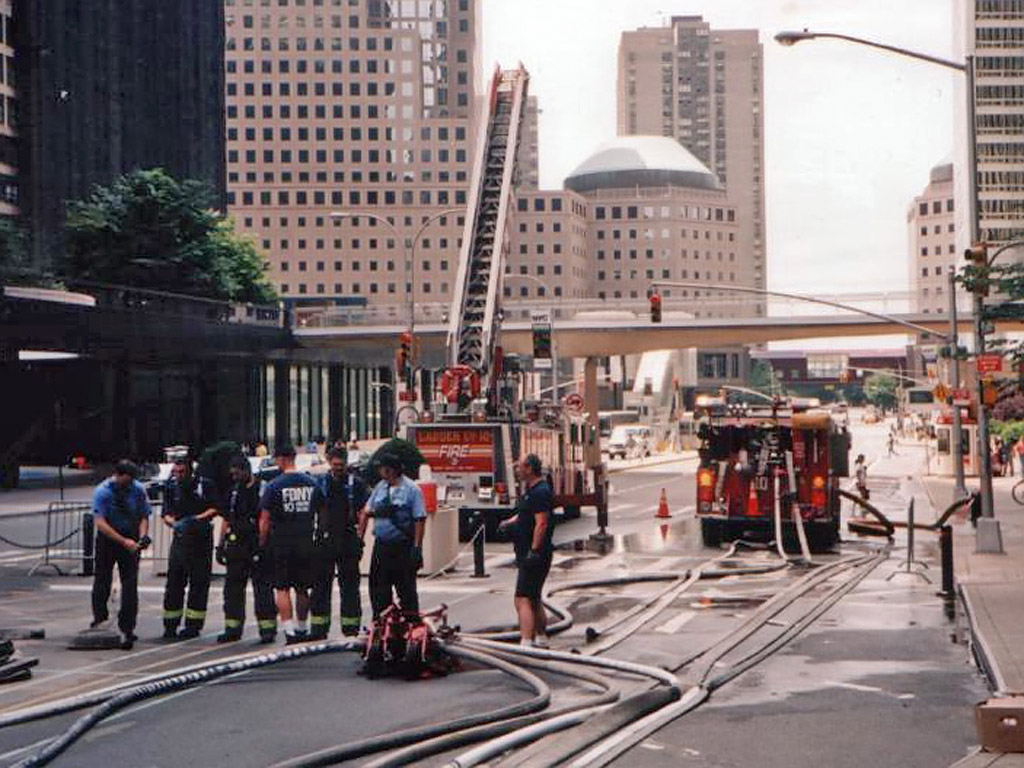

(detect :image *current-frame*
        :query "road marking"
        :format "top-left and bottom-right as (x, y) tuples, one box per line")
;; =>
(655, 609), (695, 634)
(0, 736), (53, 762)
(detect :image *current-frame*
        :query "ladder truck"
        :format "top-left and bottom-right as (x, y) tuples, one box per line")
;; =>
(401, 66), (604, 540)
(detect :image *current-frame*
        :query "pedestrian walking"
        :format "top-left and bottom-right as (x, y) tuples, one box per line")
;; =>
(90, 460), (152, 650)
(310, 446), (370, 639)
(258, 443), (323, 644)
(161, 454), (219, 639)
(1015, 436), (1024, 477)
(358, 453), (426, 621)
(216, 455), (277, 644)
(499, 454), (554, 647)
(854, 454), (869, 500)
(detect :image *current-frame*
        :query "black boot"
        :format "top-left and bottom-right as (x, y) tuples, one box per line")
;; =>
(217, 629), (243, 644)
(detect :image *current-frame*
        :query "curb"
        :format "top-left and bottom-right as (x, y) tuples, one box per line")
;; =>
(606, 453), (698, 475)
(958, 581), (1010, 696)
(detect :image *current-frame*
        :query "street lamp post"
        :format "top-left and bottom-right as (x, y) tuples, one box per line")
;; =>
(774, 29), (999, 549)
(504, 273), (558, 403)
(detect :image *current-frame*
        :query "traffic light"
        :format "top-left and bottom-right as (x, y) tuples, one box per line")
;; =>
(396, 331), (412, 378)
(650, 292), (662, 323)
(965, 242), (990, 298)
(532, 322), (552, 362)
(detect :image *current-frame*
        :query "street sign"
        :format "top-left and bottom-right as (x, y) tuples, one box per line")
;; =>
(977, 354), (1004, 374)
(952, 388), (972, 406)
(563, 393), (585, 414)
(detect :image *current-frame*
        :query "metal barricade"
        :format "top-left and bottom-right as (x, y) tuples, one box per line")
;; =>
(29, 502), (93, 576)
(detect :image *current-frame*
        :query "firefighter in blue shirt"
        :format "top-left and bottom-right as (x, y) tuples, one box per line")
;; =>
(90, 460), (152, 650)
(161, 455), (219, 639)
(357, 453), (427, 620)
(310, 446), (370, 639)
(216, 455), (277, 644)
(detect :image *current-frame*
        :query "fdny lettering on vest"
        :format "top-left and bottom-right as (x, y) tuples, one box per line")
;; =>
(282, 486), (314, 514)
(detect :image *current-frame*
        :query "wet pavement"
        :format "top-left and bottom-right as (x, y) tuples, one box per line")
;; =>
(0, 422), (1000, 767)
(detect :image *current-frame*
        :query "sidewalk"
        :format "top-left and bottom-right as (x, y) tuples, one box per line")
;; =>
(921, 469), (1024, 768)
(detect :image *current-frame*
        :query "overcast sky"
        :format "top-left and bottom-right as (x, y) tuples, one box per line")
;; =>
(482, 0), (956, 303)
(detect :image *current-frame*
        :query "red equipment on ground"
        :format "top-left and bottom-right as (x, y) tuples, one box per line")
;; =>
(361, 604), (456, 680)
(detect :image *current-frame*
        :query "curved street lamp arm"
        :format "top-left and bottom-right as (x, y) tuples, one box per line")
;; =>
(649, 280), (952, 341)
(774, 30), (965, 72)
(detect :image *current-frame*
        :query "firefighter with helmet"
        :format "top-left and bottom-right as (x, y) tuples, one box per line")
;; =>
(161, 454), (218, 639)
(216, 455), (277, 644)
(310, 445), (370, 639)
(357, 453), (427, 620)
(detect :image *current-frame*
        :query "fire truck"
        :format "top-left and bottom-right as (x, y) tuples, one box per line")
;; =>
(399, 66), (603, 539)
(693, 397), (849, 551)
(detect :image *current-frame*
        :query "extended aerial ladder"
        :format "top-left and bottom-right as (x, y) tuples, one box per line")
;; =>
(443, 66), (529, 406)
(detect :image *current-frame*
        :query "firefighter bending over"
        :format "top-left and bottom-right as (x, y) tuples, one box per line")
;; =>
(358, 453), (426, 620)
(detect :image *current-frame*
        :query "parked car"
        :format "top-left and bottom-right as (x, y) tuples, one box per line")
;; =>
(606, 424), (652, 460)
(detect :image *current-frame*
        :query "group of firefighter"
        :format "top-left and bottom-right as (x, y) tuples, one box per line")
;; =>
(89, 442), (427, 650)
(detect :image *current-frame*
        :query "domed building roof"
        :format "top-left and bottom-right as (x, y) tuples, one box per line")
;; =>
(564, 136), (720, 193)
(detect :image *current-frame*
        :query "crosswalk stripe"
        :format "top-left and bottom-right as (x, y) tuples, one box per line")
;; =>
(655, 609), (696, 634)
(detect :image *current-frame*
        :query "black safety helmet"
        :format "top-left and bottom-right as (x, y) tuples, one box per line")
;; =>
(228, 454), (250, 471)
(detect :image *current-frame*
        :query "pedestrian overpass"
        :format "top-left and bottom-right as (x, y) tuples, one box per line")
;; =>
(294, 310), (989, 365)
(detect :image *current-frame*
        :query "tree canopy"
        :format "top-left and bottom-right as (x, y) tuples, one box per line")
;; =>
(863, 373), (899, 412)
(64, 168), (276, 303)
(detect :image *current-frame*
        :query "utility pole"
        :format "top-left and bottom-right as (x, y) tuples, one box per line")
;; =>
(948, 267), (968, 500)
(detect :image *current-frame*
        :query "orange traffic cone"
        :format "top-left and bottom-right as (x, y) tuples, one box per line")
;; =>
(745, 483), (759, 517)
(656, 488), (672, 519)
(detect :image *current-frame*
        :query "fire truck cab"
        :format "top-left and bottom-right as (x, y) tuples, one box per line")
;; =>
(694, 399), (849, 551)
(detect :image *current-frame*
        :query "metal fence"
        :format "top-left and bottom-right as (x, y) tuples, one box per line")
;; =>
(28, 502), (94, 576)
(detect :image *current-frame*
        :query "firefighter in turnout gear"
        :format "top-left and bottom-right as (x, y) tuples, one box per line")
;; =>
(216, 455), (277, 644)
(161, 456), (218, 639)
(310, 446), (370, 639)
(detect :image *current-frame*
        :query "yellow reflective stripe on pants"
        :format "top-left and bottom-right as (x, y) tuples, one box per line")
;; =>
(310, 615), (330, 626)
(184, 608), (206, 620)
(258, 619), (277, 630)
(224, 618), (242, 629)
(163, 610), (184, 620)
(340, 616), (360, 627)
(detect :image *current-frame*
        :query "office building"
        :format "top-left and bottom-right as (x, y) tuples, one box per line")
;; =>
(907, 162), (957, 315)
(505, 189), (588, 307)
(224, 0), (482, 309)
(954, 0), (1024, 252)
(618, 16), (765, 295)
(0, 0), (14, 218)
(14, 0), (225, 266)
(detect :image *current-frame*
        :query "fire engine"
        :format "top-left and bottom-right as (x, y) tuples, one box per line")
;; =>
(398, 66), (603, 539)
(693, 396), (849, 551)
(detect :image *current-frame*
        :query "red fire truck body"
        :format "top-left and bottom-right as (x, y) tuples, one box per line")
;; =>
(695, 403), (848, 550)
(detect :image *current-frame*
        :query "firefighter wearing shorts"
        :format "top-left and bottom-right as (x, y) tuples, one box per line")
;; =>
(358, 453), (426, 620)
(258, 443), (323, 644)
(216, 455), (277, 644)
(161, 456), (218, 639)
(310, 446), (370, 639)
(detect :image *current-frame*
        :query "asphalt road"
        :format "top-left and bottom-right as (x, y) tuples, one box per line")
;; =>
(0, 417), (990, 767)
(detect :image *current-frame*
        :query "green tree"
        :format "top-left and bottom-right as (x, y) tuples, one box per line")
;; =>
(748, 359), (783, 397)
(0, 217), (30, 278)
(863, 373), (899, 413)
(64, 168), (276, 302)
